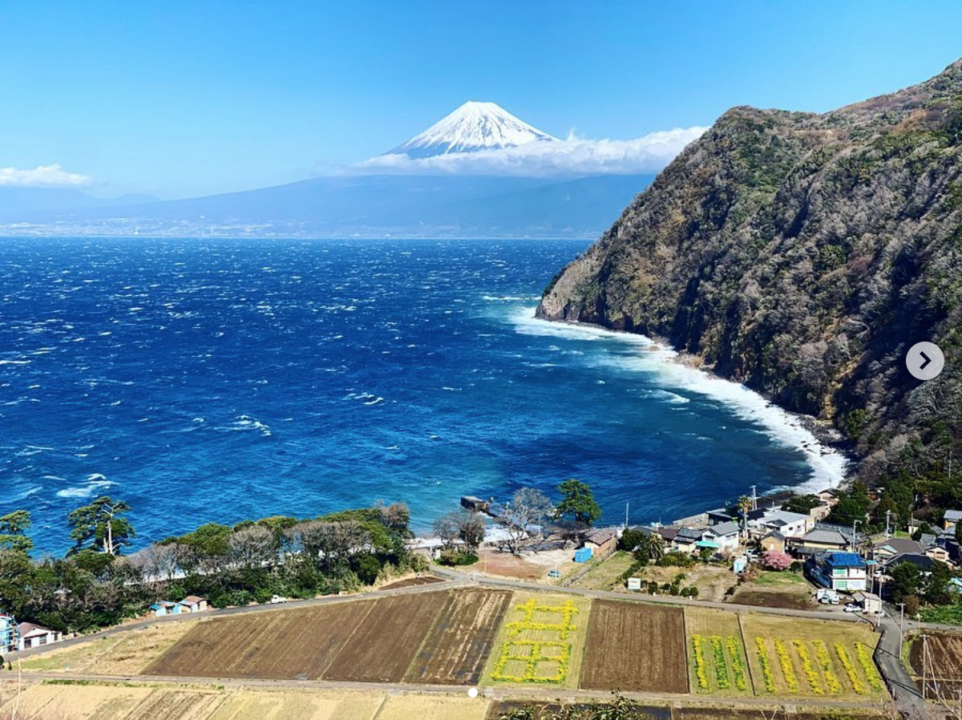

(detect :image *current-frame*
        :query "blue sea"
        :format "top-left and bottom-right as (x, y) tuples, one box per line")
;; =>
(0, 237), (845, 555)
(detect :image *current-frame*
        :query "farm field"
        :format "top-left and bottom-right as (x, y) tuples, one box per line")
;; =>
(482, 591), (591, 689)
(22, 621), (196, 675)
(207, 689), (384, 720)
(684, 607), (752, 696)
(322, 591), (447, 682)
(673, 710), (884, 720)
(741, 614), (886, 699)
(732, 572), (814, 611)
(0, 684), (390, 720)
(568, 550), (636, 591)
(377, 695), (489, 720)
(406, 588), (513, 685)
(144, 598), (377, 679)
(580, 600), (689, 693)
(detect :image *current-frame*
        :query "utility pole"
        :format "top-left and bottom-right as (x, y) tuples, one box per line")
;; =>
(899, 602), (906, 648)
(851, 519), (861, 553)
(885, 509), (892, 538)
(625, 501), (629, 530)
(922, 633), (928, 701)
(750, 485), (758, 512)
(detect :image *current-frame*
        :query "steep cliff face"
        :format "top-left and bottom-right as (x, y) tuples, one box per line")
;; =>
(538, 60), (962, 480)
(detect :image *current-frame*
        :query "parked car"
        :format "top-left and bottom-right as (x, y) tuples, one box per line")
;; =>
(843, 603), (862, 613)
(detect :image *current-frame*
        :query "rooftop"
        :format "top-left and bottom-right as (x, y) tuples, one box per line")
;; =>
(825, 552), (866, 568)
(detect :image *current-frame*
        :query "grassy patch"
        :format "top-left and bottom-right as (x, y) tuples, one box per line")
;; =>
(919, 604), (962, 625)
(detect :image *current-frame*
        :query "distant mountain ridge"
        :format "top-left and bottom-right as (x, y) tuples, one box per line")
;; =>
(538, 59), (962, 483)
(0, 101), (654, 238)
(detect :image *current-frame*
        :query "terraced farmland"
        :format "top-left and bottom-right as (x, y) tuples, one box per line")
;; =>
(406, 588), (512, 685)
(581, 600), (689, 693)
(483, 592), (591, 689)
(684, 607), (751, 696)
(742, 615), (885, 699)
(144, 598), (377, 679)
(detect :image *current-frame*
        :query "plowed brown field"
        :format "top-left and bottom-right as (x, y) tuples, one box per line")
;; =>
(406, 588), (512, 685)
(143, 600), (376, 679)
(580, 600), (689, 693)
(322, 592), (447, 682)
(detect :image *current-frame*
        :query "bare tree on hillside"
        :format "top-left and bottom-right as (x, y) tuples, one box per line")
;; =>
(497, 487), (552, 554)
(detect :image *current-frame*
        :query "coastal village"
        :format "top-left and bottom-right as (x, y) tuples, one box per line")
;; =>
(6, 482), (962, 719)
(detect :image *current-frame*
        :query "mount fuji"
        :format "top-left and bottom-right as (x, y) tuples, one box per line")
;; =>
(3, 103), (657, 238)
(388, 101), (558, 158)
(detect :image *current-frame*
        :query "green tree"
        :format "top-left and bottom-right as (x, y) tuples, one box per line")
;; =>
(955, 520), (962, 545)
(555, 479), (601, 527)
(889, 562), (922, 604)
(781, 494), (820, 515)
(0, 510), (32, 554)
(924, 560), (953, 606)
(68, 496), (134, 555)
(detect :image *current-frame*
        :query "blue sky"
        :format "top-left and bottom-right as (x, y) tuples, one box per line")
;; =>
(1, 1), (961, 199)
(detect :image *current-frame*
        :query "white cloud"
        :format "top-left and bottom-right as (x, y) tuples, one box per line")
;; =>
(352, 126), (708, 177)
(0, 164), (93, 188)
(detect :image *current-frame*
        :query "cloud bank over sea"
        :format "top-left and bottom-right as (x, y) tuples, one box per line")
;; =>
(354, 126), (708, 177)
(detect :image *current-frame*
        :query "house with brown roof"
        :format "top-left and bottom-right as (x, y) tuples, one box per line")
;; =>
(584, 528), (619, 555)
(17, 622), (62, 651)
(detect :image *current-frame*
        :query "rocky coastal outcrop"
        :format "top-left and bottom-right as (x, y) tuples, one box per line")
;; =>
(538, 60), (962, 481)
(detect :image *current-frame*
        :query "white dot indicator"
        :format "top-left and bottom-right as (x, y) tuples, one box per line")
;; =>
(468, 687), (478, 698)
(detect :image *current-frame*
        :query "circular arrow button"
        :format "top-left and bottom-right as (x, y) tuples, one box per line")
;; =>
(906, 341), (944, 381)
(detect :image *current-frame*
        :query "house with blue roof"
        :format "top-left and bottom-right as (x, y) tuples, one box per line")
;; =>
(805, 551), (868, 592)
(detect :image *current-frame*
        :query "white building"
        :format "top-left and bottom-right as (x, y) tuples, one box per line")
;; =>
(749, 510), (815, 539)
(16, 622), (62, 651)
(702, 521), (741, 552)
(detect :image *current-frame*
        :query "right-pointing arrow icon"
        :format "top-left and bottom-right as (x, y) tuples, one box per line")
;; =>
(907, 342), (944, 381)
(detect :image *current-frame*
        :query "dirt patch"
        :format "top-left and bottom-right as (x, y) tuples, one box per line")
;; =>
(407, 589), (512, 685)
(731, 590), (812, 610)
(322, 592), (445, 683)
(143, 599), (376, 679)
(909, 631), (962, 680)
(580, 600), (689, 693)
(476, 548), (577, 581)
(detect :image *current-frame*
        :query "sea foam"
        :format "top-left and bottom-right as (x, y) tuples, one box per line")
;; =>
(510, 306), (848, 492)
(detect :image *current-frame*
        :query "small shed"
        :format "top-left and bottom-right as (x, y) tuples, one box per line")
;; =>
(732, 555), (749, 574)
(150, 601), (180, 617)
(178, 596), (208, 613)
(574, 547), (593, 563)
(852, 591), (882, 615)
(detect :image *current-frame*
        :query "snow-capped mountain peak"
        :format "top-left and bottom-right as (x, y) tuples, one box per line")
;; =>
(388, 101), (558, 158)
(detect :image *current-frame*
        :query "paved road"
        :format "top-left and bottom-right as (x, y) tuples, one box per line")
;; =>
(875, 612), (931, 719)
(433, 567), (866, 621)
